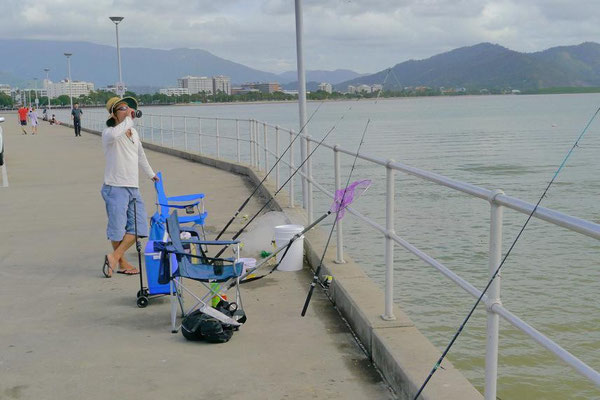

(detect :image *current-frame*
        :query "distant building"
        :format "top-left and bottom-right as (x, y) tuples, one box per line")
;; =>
(511, 89), (521, 94)
(0, 84), (10, 96)
(45, 79), (94, 99)
(212, 75), (231, 95)
(371, 84), (383, 93)
(242, 82), (281, 94)
(356, 84), (371, 93)
(103, 83), (128, 95)
(318, 82), (332, 93)
(178, 76), (213, 94)
(281, 89), (298, 96)
(159, 87), (190, 96)
(231, 87), (260, 95)
(347, 85), (356, 94)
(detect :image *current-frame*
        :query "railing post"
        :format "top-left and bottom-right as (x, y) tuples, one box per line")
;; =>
(160, 116), (164, 146)
(300, 134), (308, 210)
(263, 122), (268, 172)
(484, 189), (504, 400)
(289, 129), (295, 207)
(216, 119), (220, 158)
(382, 159), (396, 321)
(171, 115), (175, 148)
(334, 145), (345, 264)
(275, 126), (280, 188)
(236, 119), (241, 163)
(184, 116), (188, 151)
(151, 115), (154, 143)
(198, 118), (203, 154)
(306, 135), (313, 224)
(250, 119), (255, 167)
(255, 120), (260, 169)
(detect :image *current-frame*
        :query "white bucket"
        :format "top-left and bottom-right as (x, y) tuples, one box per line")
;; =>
(238, 257), (256, 276)
(274, 224), (304, 271)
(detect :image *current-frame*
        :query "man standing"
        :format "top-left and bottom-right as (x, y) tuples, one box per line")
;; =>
(17, 105), (28, 135)
(100, 96), (159, 277)
(28, 107), (39, 135)
(71, 102), (83, 137)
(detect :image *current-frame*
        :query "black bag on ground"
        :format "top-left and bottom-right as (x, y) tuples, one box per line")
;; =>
(181, 300), (246, 344)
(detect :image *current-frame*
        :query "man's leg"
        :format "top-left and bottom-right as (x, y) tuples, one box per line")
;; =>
(106, 234), (136, 277)
(111, 240), (138, 271)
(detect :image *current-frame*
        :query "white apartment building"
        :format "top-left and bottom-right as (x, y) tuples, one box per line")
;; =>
(0, 84), (10, 96)
(212, 75), (231, 95)
(159, 87), (190, 96)
(347, 85), (356, 94)
(371, 84), (383, 93)
(44, 79), (94, 99)
(318, 82), (332, 93)
(356, 84), (371, 93)
(177, 76), (213, 94)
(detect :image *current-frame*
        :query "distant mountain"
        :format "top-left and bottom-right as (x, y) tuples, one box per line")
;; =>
(278, 69), (365, 84)
(0, 39), (281, 88)
(336, 42), (600, 91)
(281, 81), (321, 91)
(0, 39), (367, 91)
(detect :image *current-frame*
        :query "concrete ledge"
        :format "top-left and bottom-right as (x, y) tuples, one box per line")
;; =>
(84, 126), (483, 399)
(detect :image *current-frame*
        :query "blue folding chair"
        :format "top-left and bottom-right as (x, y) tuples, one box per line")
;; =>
(149, 171), (208, 241)
(162, 210), (246, 333)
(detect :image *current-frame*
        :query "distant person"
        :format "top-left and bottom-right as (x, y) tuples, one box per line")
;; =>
(17, 106), (28, 134)
(49, 114), (61, 125)
(28, 107), (39, 135)
(71, 102), (83, 137)
(42, 107), (48, 121)
(100, 96), (159, 277)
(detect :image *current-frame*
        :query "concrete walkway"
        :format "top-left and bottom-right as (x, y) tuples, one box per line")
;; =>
(0, 114), (395, 400)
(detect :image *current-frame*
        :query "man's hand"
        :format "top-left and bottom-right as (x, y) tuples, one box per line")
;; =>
(151, 175), (159, 182)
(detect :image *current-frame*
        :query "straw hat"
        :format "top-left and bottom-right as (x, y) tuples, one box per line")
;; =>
(105, 96), (138, 127)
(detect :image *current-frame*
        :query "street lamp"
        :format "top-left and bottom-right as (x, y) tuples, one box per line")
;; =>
(44, 68), (51, 112)
(109, 16), (125, 97)
(33, 78), (38, 107)
(64, 53), (73, 110)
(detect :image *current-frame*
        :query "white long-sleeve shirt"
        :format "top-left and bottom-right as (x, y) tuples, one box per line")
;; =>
(102, 117), (155, 187)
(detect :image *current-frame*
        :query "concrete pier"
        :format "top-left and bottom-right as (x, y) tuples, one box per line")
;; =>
(0, 112), (482, 400)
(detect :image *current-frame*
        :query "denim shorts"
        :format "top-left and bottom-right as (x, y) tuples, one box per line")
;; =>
(100, 184), (149, 241)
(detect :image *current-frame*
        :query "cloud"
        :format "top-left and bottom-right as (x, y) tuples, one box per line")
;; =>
(1, 0), (599, 74)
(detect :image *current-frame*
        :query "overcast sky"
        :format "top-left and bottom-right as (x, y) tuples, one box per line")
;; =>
(4, 0), (600, 74)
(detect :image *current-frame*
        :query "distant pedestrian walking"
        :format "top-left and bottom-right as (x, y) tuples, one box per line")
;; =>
(17, 106), (28, 135)
(71, 102), (83, 137)
(28, 107), (39, 135)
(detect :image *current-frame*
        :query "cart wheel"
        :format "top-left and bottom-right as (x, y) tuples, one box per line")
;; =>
(137, 289), (148, 298)
(137, 296), (149, 308)
(136, 290), (142, 298)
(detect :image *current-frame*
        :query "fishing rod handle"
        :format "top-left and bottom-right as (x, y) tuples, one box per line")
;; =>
(301, 282), (316, 317)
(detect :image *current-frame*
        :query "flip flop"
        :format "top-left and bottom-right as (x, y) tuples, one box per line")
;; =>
(117, 268), (139, 275)
(102, 255), (113, 278)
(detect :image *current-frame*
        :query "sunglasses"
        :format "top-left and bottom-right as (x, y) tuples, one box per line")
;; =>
(115, 106), (129, 112)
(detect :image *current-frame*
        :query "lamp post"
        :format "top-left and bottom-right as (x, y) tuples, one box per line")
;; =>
(109, 16), (125, 97)
(64, 53), (73, 110)
(44, 68), (51, 112)
(34, 78), (39, 107)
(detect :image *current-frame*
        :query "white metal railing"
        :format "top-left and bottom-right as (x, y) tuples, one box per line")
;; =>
(70, 108), (600, 399)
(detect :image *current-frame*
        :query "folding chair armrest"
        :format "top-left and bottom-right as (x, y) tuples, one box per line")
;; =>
(181, 239), (240, 246)
(156, 201), (200, 209)
(167, 193), (205, 202)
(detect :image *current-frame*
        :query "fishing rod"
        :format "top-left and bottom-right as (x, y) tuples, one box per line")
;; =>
(412, 106), (600, 399)
(301, 68), (392, 316)
(213, 104), (357, 259)
(214, 101), (325, 240)
(301, 119), (371, 316)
